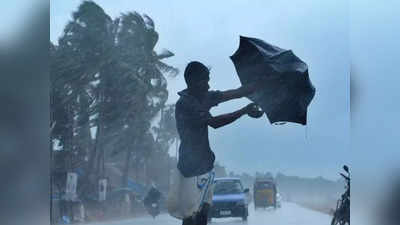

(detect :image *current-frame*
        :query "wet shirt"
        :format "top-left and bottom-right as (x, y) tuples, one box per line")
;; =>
(175, 89), (223, 177)
(144, 187), (161, 205)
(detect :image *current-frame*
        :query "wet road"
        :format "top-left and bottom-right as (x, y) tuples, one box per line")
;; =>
(89, 202), (331, 225)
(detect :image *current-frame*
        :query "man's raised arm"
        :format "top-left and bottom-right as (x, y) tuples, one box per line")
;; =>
(218, 78), (268, 103)
(219, 84), (257, 103)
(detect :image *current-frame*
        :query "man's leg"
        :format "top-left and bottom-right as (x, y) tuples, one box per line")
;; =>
(182, 217), (194, 225)
(196, 171), (214, 225)
(195, 203), (210, 225)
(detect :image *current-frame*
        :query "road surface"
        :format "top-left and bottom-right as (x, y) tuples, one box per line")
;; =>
(89, 202), (332, 225)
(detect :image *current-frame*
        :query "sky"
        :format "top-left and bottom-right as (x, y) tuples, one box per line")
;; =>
(50, 0), (350, 180)
(350, 1), (400, 186)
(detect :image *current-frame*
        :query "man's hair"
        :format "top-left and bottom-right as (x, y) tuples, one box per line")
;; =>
(184, 61), (210, 87)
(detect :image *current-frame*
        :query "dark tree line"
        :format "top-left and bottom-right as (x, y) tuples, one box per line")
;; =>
(50, 1), (179, 200)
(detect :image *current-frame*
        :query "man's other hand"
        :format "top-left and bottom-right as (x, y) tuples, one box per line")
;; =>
(245, 103), (264, 118)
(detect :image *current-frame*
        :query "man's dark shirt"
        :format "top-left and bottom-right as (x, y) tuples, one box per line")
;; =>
(175, 89), (223, 177)
(144, 187), (161, 205)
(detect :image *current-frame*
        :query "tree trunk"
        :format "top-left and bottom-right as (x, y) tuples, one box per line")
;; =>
(122, 149), (132, 186)
(86, 89), (104, 185)
(86, 125), (99, 179)
(79, 93), (92, 165)
(50, 129), (54, 225)
(79, 123), (100, 197)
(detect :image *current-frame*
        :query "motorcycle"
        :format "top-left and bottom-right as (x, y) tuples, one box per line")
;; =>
(145, 201), (160, 218)
(331, 165), (350, 225)
(144, 187), (161, 218)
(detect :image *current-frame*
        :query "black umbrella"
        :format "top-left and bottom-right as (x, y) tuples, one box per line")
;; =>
(230, 36), (316, 125)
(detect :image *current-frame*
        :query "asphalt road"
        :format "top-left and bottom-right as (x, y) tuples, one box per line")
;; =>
(88, 202), (332, 225)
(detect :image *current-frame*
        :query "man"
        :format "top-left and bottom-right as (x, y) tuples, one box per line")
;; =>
(144, 184), (161, 217)
(144, 184), (162, 207)
(173, 61), (263, 225)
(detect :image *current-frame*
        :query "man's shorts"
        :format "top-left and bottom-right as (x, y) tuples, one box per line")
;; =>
(167, 167), (215, 220)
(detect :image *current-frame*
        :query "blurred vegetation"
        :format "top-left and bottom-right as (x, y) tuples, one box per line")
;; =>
(50, 1), (179, 201)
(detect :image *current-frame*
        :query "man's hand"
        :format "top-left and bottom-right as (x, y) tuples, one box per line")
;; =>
(236, 103), (259, 116)
(244, 103), (264, 118)
(244, 103), (257, 112)
(208, 103), (263, 129)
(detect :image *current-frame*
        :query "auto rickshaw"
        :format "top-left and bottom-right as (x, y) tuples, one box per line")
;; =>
(253, 178), (277, 209)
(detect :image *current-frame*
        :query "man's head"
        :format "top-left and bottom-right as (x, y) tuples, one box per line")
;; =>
(184, 61), (210, 93)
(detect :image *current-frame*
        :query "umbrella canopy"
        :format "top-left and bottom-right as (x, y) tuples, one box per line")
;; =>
(230, 36), (315, 125)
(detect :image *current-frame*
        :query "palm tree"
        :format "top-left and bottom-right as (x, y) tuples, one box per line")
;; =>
(111, 11), (179, 186)
(50, 1), (179, 202)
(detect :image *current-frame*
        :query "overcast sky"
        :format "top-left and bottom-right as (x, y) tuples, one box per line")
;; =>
(51, 0), (350, 180)
(350, 0), (400, 184)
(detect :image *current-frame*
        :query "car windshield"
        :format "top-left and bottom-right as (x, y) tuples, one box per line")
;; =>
(214, 180), (243, 194)
(255, 181), (274, 189)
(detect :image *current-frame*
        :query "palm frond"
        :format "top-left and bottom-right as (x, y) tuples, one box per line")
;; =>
(156, 49), (174, 60)
(142, 14), (155, 30)
(156, 61), (179, 78)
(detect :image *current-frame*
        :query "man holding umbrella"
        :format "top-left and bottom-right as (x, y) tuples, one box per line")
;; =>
(170, 61), (264, 225)
(168, 36), (315, 225)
